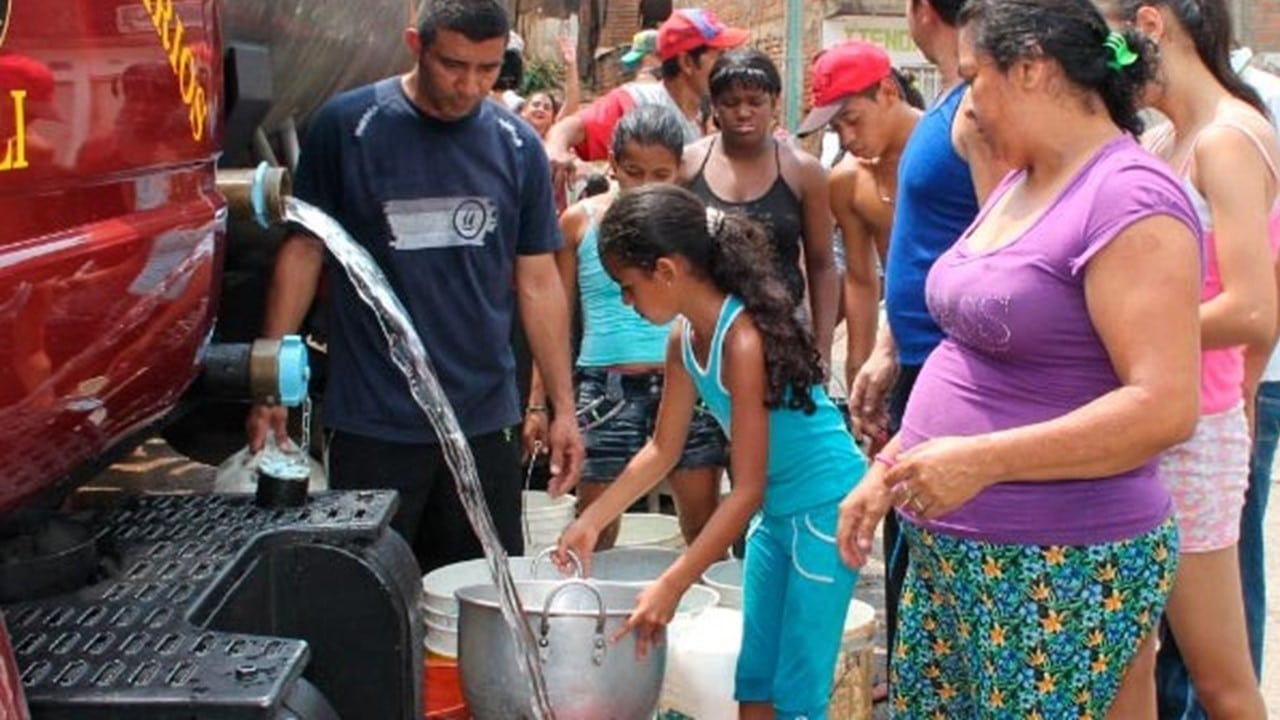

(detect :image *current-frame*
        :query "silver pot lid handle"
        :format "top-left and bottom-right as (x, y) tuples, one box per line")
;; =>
(531, 547), (584, 580)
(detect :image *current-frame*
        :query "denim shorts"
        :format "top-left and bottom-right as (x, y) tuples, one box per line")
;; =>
(576, 368), (727, 482)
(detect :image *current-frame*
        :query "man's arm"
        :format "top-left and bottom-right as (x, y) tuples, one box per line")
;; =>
(556, 33), (581, 120)
(830, 164), (879, 393)
(524, 205), (585, 457)
(247, 234), (325, 451)
(544, 113), (587, 194)
(516, 253), (582, 492)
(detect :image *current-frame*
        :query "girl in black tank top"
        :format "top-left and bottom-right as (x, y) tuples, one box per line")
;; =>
(680, 49), (838, 361)
(688, 136), (806, 302)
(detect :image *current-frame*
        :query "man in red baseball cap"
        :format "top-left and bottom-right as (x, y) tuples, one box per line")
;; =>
(808, 41), (924, 445)
(797, 40), (893, 137)
(656, 8), (749, 62)
(543, 8), (748, 201)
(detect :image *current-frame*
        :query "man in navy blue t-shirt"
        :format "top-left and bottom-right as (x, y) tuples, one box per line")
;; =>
(248, 0), (583, 574)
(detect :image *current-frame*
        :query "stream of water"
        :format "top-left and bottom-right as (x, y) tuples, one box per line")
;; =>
(283, 197), (556, 719)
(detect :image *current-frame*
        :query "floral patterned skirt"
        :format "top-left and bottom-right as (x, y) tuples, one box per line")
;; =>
(890, 518), (1178, 719)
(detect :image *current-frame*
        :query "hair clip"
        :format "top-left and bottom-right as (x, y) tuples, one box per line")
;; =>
(705, 206), (726, 239)
(1104, 31), (1139, 71)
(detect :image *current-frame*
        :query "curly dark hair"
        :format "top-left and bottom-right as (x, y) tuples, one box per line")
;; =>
(598, 185), (823, 413)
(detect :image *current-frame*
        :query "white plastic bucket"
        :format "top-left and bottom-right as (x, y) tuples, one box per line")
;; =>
(424, 605), (457, 631)
(657, 599), (877, 720)
(701, 558), (744, 609)
(420, 556), (542, 616)
(657, 607), (742, 720)
(522, 490), (576, 552)
(425, 617), (458, 659)
(616, 513), (683, 549)
(674, 584), (720, 620)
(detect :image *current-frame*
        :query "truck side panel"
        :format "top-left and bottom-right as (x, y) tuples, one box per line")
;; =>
(0, 0), (224, 512)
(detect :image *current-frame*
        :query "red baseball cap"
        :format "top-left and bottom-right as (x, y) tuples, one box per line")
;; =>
(797, 41), (892, 136)
(657, 9), (749, 62)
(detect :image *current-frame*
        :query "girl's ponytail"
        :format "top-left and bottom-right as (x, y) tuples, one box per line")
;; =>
(599, 185), (823, 412)
(706, 210), (823, 413)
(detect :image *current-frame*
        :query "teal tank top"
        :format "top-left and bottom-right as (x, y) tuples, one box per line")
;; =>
(680, 295), (866, 515)
(576, 202), (672, 367)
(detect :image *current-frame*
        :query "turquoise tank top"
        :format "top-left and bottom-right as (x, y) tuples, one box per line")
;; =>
(680, 295), (866, 515)
(576, 202), (672, 366)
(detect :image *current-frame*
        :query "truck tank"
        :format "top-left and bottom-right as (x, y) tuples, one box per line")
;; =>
(219, 0), (413, 135)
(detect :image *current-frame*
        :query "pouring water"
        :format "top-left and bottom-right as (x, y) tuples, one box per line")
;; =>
(282, 197), (557, 720)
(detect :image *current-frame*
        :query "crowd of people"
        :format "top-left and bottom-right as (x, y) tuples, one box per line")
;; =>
(248, 0), (1280, 716)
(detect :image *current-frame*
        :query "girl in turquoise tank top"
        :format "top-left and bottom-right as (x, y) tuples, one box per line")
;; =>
(525, 105), (728, 550)
(555, 185), (868, 720)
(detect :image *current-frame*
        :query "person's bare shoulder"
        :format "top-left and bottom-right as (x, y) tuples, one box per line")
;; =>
(680, 134), (718, 181)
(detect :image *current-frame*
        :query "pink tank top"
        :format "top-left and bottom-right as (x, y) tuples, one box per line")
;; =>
(1153, 121), (1280, 415)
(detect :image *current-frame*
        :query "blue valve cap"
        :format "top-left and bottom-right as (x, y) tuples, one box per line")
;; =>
(277, 335), (310, 407)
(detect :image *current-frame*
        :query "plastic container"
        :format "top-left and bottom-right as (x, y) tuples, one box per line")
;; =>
(657, 600), (877, 720)
(657, 607), (742, 720)
(701, 558), (744, 609)
(420, 556), (544, 616)
(522, 490), (576, 552)
(424, 606), (457, 631)
(424, 618), (458, 659)
(674, 584), (720, 619)
(616, 513), (683, 549)
(423, 658), (469, 719)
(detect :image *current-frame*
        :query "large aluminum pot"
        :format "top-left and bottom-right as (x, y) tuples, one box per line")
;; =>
(456, 579), (666, 720)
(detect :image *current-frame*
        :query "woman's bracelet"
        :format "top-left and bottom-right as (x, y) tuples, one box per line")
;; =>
(872, 453), (896, 470)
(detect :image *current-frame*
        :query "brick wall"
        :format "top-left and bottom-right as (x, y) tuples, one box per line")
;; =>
(677, 0), (826, 129)
(597, 0), (643, 50)
(1242, 0), (1280, 56)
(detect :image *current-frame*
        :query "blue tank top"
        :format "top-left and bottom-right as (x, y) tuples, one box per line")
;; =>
(885, 83), (980, 366)
(576, 201), (672, 366)
(680, 295), (866, 516)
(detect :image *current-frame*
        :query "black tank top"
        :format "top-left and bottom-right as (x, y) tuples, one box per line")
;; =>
(687, 138), (805, 303)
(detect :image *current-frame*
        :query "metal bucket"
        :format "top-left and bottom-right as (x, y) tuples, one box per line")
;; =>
(456, 579), (667, 720)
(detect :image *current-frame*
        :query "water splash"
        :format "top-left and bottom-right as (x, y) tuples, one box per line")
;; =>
(283, 197), (555, 720)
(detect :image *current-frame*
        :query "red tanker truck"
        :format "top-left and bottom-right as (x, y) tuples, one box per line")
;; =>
(0, 1), (427, 717)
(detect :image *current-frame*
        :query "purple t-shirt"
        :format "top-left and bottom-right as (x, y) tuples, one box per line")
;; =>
(899, 134), (1201, 545)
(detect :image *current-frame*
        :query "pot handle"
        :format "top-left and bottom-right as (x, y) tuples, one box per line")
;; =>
(538, 579), (609, 666)
(530, 547), (584, 579)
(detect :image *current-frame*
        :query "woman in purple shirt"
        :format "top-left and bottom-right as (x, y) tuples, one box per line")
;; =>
(837, 0), (1203, 717)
